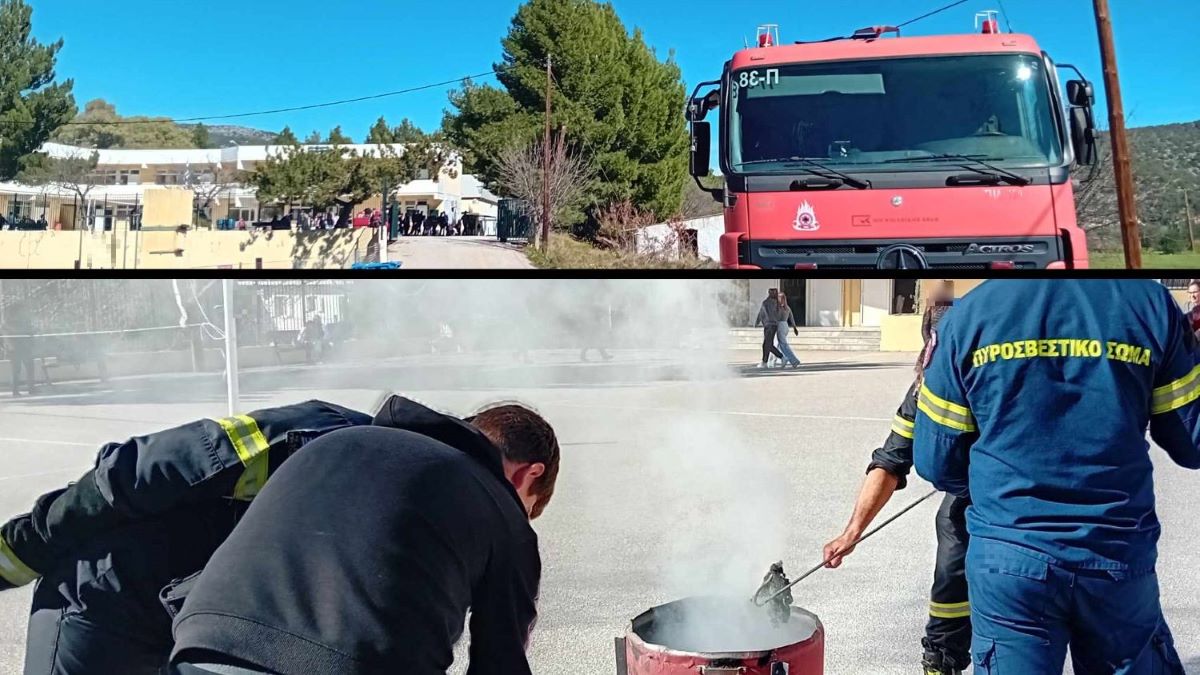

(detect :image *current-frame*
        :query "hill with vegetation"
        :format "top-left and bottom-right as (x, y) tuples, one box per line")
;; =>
(1077, 120), (1200, 253)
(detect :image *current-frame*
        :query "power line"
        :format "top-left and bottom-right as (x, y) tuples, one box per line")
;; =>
(898, 0), (972, 28)
(0, 69), (503, 130)
(996, 0), (1016, 32)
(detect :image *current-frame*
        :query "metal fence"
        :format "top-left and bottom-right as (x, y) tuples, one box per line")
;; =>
(0, 280), (359, 363)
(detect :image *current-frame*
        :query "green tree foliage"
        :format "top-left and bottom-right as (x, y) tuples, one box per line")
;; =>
(191, 123), (211, 148)
(391, 118), (426, 143)
(274, 126), (299, 145)
(326, 126), (352, 145)
(367, 116), (430, 145)
(304, 130), (322, 144)
(245, 137), (450, 225)
(1076, 121), (1200, 252)
(0, 0), (77, 180)
(366, 117), (394, 144)
(443, 0), (689, 220)
(53, 99), (196, 149)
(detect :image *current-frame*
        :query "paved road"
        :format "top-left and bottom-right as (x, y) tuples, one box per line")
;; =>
(0, 352), (1197, 674)
(387, 235), (532, 269)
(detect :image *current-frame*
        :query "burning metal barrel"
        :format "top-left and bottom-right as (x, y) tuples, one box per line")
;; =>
(615, 596), (825, 675)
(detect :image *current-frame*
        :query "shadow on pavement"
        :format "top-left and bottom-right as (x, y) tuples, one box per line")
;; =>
(735, 361), (904, 378)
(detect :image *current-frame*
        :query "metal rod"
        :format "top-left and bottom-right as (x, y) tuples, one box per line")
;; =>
(753, 488), (939, 607)
(223, 279), (240, 416)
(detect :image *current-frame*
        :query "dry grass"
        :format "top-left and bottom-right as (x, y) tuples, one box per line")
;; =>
(527, 234), (717, 269)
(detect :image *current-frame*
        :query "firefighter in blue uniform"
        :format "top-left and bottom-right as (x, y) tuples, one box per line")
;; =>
(0, 400), (371, 675)
(913, 279), (1195, 674)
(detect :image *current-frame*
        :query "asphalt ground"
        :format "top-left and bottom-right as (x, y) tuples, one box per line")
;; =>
(0, 351), (1197, 674)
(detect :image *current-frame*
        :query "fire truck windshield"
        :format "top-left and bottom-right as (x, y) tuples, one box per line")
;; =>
(728, 54), (1062, 174)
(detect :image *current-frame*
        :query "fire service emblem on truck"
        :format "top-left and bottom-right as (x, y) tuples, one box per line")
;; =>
(793, 202), (819, 231)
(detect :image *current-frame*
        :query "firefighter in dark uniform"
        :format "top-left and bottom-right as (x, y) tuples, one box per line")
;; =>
(169, 396), (560, 675)
(823, 380), (971, 675)
(0, 400), (371, 675)
(915, 279), (1194, 673)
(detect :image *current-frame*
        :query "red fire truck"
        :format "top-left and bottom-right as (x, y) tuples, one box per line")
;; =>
(687, 13), (1099, 270)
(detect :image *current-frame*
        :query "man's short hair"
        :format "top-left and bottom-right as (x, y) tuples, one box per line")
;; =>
(469, 403), (560, 519)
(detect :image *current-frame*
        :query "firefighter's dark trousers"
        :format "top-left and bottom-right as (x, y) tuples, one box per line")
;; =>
(23, 560), (172, 675)
(922, 494), (971, 670)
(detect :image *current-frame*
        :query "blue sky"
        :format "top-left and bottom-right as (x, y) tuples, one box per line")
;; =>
(31, 0), (1200, 141)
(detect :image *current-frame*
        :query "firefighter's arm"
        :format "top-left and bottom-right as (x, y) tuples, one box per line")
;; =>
(867, 382), (919, 490)
(913, 328), (976, 498)
(467, 535), (541, 675)
(0, 401), (369, 590)
(1148, 297), (1200, 470)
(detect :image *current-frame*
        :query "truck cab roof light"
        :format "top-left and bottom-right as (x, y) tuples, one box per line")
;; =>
(756, 24), (780, 48)
(976, 10), (1001, 34)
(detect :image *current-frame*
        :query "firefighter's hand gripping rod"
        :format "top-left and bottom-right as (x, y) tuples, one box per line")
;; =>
(752, 488), (939, 607)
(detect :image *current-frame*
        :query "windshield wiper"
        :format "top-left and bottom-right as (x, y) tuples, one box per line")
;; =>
(886, 154), (1030, 186)
(737, 156), (871, 189)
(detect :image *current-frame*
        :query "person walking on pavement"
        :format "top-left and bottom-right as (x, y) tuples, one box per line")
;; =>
(755, 288), (785, 369)
(4, 303), (37, 397)
(823, 376), (972, 674)
(0, 400), (371, 675)
(914, 279), (1194, 673)
(774, 292), (802, 368)
(169, 397), (561, 675)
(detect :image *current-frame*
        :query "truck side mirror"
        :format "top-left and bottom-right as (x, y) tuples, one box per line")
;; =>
(690, 122), (712, 178)
(1066, 79), (1097, 167)
(1070, 108), (1096, 166)
(686, 91), (720, 123)
(1066, 80), (1094, 107)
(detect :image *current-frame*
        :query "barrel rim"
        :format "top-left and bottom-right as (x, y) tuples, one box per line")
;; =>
(625, 598), (824, 660)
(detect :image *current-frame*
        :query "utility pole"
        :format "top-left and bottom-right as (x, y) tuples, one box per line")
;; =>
(1093, 0), (1142, 269)
(541, 54), (553, 251)
(1186, 189), (1195, 253)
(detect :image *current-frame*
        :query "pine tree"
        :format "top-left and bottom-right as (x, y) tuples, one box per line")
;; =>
(444, 0), (688, 220)
(304, 130), (322, 144)
(191, 123), (211, 148)
(274, 126), (300, 145)
(366, 117), (395, 144)
(0, 0), (77, 179)
(326, 126), (352, 145)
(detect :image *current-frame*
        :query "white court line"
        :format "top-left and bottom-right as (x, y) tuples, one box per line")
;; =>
(545, 402), (889, 423)
(0, 437), (94, 447)
(0, 467), (86, 483)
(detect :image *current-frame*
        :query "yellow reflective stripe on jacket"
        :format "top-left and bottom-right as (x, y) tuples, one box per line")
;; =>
(0, 535), (40, 587)
(929, 600), (970, 619)
(215, 415), (270, 465)
(1152, 364), (1200, 415)
(918, 383), (977, 433)
(892, 414), (915, 439)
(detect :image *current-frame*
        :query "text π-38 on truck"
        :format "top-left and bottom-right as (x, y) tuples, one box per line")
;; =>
(688, 14), (1099, 270)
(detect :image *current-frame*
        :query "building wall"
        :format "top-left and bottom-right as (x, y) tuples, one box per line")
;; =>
(0, 228), (372, 270)
(142, 187), (195, 227)
(807, 279), (844, 326)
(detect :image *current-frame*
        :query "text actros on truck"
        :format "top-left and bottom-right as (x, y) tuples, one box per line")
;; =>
(688, 12), (1100, 270)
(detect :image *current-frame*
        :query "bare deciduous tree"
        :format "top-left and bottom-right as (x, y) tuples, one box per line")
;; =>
(16, 149), (100, 229)
(183, 163), (245, 226)
(494, 132), (592, 250)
